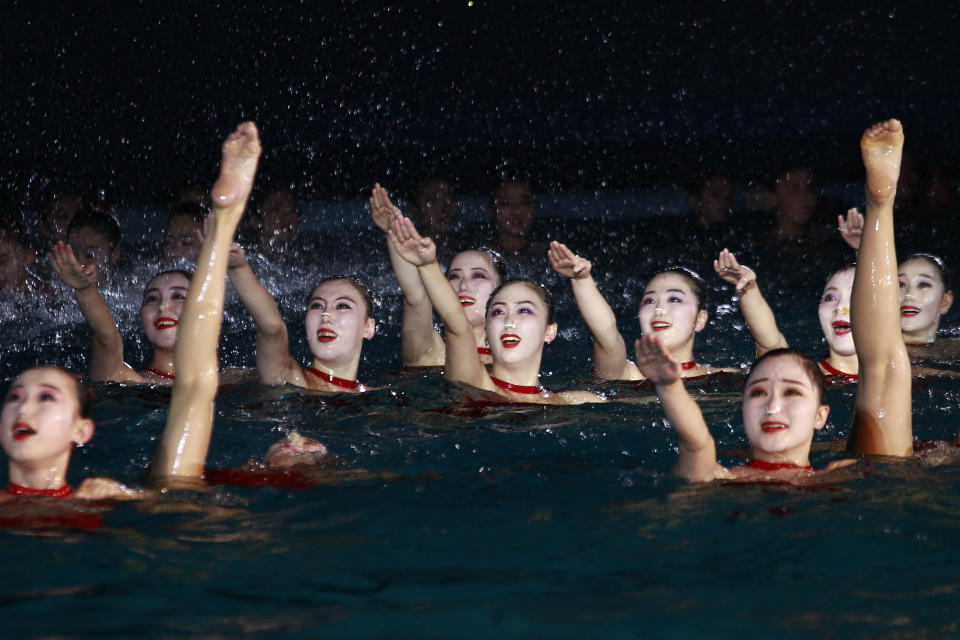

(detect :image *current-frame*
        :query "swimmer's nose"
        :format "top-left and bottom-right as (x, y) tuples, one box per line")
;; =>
(654, 307), (664, 316)
(320, 311), (333, 322)
(765, 402), (781, 415)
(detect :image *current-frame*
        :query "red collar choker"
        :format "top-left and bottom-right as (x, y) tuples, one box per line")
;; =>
(746, 459), (812, 472)
(681, 360), (697, 371)
(6, 482), (74, 498)
(490, 375), (544, 395)
(144, 367), (175, 381)
(819, 359), (858, 380)
(477, 347), (491, 356)
(306, 367), (360, 390)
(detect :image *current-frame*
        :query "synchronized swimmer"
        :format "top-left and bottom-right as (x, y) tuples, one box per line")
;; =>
(1, 117), (953, 509)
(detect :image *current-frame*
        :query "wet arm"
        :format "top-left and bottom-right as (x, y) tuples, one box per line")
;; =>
(657, 380), (722, 482)
(227, 260), (300, 384)
(714, 250), (787, 356)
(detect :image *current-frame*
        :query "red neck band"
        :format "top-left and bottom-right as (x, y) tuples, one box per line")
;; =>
(306, 367), (360, 390)
(819, 359), (858, 381)
(490, 375), (544, 395)
(144, 367), (175, 381)
(681, 360), (697, 371)
(746, 459), (812, 472)
(6, 482), (74, 498)
(477, 347), (491, 356)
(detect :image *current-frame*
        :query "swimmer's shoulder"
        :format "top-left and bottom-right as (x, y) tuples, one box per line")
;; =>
(554, 389), (608, 405)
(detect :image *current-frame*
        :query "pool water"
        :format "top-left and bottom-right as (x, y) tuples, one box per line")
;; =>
(2, 222), (960, 638)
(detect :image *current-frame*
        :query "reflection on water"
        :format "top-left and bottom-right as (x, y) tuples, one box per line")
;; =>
(2, 222), (960, 637)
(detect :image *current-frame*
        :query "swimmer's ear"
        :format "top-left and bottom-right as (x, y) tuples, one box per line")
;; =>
(813, 404), (829, 432)
(939, 291), (954, 316)
(694, 309), (708, 333)
(363, 318), (376, 340)
(543, 322), (558, 344)
(73, 418), (95, 446)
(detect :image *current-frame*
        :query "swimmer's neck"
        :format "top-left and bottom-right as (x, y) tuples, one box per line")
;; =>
(902, 326), (937, 345)
(824, 351), (859, 376)
(147, 348), (175, 375)
(8, 457), (71, 491)
(750, 446), (812, 470)
(309, 357), (360, 383)
(490, 360), (542, 389)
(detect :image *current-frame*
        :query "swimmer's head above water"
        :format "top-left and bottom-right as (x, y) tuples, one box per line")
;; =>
(305, 277), (376, 366)
(484, 279), (557, 363)
(638, 267), (708, 354)
(743, 349), (829, 461)
(140, 269), (193, 352)
(898, 253), (953, 343)
(818, 265), (856, 358)
(448, 247), (507, 327)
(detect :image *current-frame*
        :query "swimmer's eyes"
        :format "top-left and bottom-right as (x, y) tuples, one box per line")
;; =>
(488, 307), (505, 316)
(918, 280), (933, 289)
(39, 391), (57, 402)
(784, 388), (803, 397)
(517, 306), (535, 315)
(4, 390), (21, 403)
(447, 273), (461, 282)
(143, 294), (160, 304)
(747, 387), (766, 398)
(336, 302), (353, 311)
(471, 271), (490, 280)
(898, 279), (906, 288)
(667, 295), (684, 304)
(309, 302), (324, 310)
(641, 297), (656, 305)
(821, 293), (837, 302)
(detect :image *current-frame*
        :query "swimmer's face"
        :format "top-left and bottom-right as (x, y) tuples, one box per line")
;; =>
(818, 268), (855, 357)
(140, 273), (191, 351)
(448, 251), (500, 328)
(305, 280), (375, 366)
(485, 282), (556, 365)
(67, 227), (118, 285)
(638, 273), (707, 353)
(692, 176), (734, 225)
(0, 236), (34, 293)
(898, 258), (953, 338)
(162, 214), (201, 262)
(491, 181), (535, 236)
(259, 191), (299, 246)
(775, 168), (817, 225)
(742, 355), (828, 459)
(0, 368), (94, 471)
(415, 179), (458, 237)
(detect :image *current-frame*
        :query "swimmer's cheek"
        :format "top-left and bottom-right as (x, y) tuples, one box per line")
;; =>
(75, 477), (143, 501)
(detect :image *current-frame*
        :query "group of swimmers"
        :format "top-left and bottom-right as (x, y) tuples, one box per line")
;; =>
(0, 117), (953, 514)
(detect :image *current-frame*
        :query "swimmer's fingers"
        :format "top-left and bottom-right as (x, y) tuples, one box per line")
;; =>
(75, 477), (143, 501)
(49, 242), (95, 289)
(389, 216), (435, 265)
(227, 241), (247, 269)
(370, 183), (399, 232)
(734, 268), (757, 295)
(838, 207), (863, 250)
(634, 334), (680, 384)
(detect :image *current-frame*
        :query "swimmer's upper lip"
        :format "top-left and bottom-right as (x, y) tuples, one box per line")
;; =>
(500, 333), (520, 348)
(651, 320), (671, 331)
(761, 420), (787, 432)
(832, 320), (851, 335)
(900, 305), (920, 316)
(459, 295), (476, 306)
(12, 422), (36, 440)
(317, 328), (337, 343)
(154, 316), (178, 330)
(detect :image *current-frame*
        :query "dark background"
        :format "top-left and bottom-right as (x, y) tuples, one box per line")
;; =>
(2, 0), (958, 204)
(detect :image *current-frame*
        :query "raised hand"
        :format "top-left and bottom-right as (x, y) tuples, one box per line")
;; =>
(388, 215), (436, 266)
(713, 248), (756, 294)
(635, 333), (682, 385)
(49, 241), (97, 290)
(837, 207), (864, 251)
(264, 431), (330, 468)
(548, 241), (592, 279)
(370, 183), (402, 232)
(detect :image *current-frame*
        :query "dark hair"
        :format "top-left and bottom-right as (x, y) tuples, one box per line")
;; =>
(311, 276), (374, 319)
(66, 207), (122, 250)
(746, 348), (826, 405)
(823, 264), (856, 290)
(902, 253), (952, 293)
(652, 267), (708, 312)
(452, 246), (509, 284)
(486, 278), (555, 324)
(167, 201), (209, 224)
(144, 269), (194, 295)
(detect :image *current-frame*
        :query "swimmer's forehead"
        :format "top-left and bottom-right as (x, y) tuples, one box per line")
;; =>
(310, 280), (363, 302)
(11, 368), (74, 393)
(490, 283), (542, 306)
(746, 357), (812, 388)
(144, 273), (190, 293)
(899, 260), (940, 280)
(449, 251), (494, 272)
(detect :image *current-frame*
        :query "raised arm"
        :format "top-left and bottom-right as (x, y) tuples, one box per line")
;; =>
(149, 122), (261, 481)
(848, 119), (912, 457)
(838, 207), (864, 252)
(713, 249), (787, 356)
(635, 334), (723, 482)
(49, 242), (141, 383)
(227, 243), (301, 385)
(548, 241), (630, 379)
(389, 215), (491, 390)
(371, 184), (444, 365)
